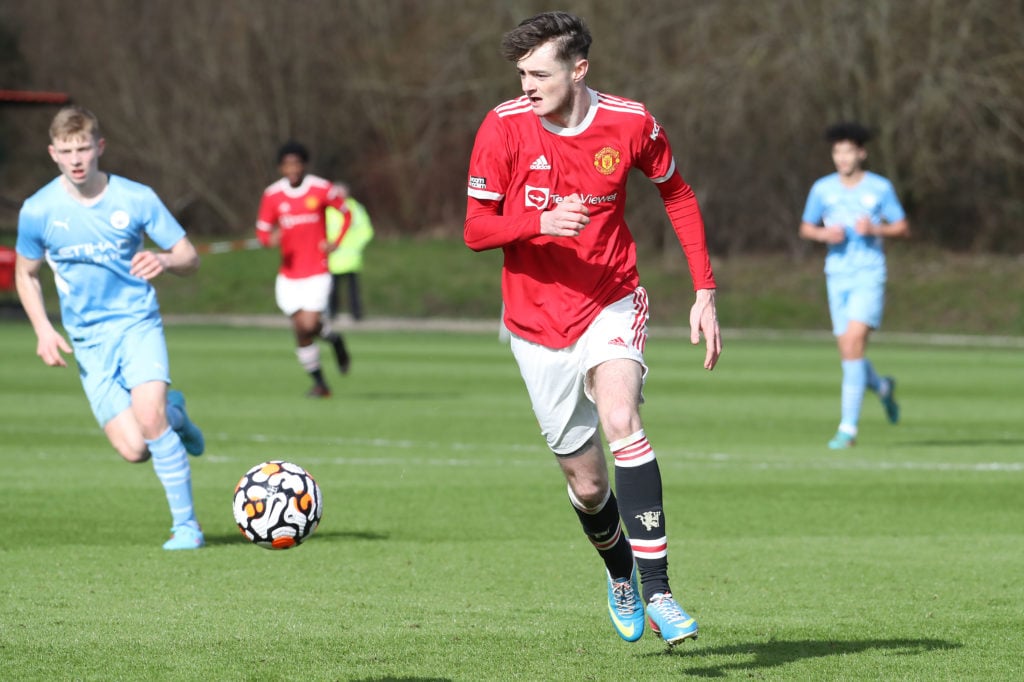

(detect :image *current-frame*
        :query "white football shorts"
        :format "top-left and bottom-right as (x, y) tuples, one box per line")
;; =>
(510, 287), (650, 456)
(275, 272), (332, 316)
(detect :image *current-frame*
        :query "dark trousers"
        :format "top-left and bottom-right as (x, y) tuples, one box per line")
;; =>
(329, 272), (363, 320)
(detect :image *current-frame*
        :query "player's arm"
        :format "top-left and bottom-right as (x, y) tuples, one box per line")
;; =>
(657, 174), (721, 370)
(465, 111), (579, 250)
(799, 185), (845, 243)
(465, 194), (591, 251)
(853, 216), (910, 239)
(130, 235), (199, 281)
(14, 253), (73, 367)
(325, 190), (352, 252)
(256, 191), (281, 248)
(465, 198), (538, 251)
(800, 220), (846, 244)
(256, 221), (280, 248)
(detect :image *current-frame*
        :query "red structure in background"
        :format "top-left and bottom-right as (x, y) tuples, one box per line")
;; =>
(0, 89), (71, 106)
(0, 245), (14, 291)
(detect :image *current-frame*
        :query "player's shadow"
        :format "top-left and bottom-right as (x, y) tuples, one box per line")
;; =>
(202, 529), (388, 546)
(653, 637), (960, 677)
(309, 529), (389, 542)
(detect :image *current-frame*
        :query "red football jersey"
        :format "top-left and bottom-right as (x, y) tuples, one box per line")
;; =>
(465, 88), (715, 348)
(257, 174), (348, 278)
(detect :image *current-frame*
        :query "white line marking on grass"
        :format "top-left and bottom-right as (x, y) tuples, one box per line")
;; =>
(668, 451), (1024, 473)
(10, 426), (1022, 473)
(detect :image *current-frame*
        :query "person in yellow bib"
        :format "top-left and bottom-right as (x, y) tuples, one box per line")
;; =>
(326, 183), (374, 321)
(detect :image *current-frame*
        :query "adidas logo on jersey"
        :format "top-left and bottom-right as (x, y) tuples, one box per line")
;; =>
(608, 337), (628, 347)
(530, 155), (551, 170)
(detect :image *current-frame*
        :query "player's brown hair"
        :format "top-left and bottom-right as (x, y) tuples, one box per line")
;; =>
(501, 11), (592, 63)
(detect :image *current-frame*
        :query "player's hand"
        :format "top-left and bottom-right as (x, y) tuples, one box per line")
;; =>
(689, 288), (722, 370)
(539, 193), (590, 237)
(36, 329), (73, 367)
(321, 240), (339, 254)
(853, 216), (874, 236)
(821, 224), (847, 244)
(130, 250), (166, 280)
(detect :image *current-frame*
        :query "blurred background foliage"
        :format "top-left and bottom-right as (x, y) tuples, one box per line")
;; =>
(1, 0), (1022, 255)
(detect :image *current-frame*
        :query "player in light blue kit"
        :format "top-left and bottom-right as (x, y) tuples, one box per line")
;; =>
(799, 122), (910, 449)
(15, 105), (207, 549)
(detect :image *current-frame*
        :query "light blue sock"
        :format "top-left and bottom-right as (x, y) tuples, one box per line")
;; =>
(147, 427), (197, 529)
(840, 359), (867, 434)
(863, 358), (882, 394)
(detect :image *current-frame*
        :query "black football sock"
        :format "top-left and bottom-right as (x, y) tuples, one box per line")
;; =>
(568, 485), (635, 580)
(612, 430), (671, 602)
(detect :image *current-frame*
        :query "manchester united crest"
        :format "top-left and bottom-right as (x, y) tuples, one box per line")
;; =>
(593, 147), (621, 175)
(305, 196), (321, 210)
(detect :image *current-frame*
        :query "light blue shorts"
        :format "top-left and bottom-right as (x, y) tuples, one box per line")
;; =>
(826, 274), (886, 336)
(74, 321), (171, 427)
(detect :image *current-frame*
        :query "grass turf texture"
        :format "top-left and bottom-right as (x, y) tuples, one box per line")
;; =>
(1, 323), (1021, 680)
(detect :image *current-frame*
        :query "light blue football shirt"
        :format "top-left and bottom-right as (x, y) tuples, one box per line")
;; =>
(801, 171), (905, 277)
(16, 174), (186, 344)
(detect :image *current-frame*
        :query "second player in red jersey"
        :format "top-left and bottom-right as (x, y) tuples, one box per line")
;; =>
(257, 171), (348, 278)
(257, 141), (353, 397)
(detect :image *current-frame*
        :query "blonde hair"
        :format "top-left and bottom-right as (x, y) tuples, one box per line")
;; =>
(49, 105), (102, 142)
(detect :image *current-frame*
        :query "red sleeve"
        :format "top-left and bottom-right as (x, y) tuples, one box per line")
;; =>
(464, 197), (540, 251)
(463, 110), (542, 251)
(330, 202), (352, 249)
(638, 113), (715, 290)
(658, 173), (716, 290)
(256, 189), (276, 246)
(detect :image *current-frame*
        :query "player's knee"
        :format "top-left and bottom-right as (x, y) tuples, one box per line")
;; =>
(112, 438), (149, 463)
(600, 405), (642, 442)
(570, 478), (609, 508)
(134, 410), (167, 438)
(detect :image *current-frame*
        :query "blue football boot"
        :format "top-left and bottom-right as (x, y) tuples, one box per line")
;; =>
(607, 566), (645, 642)
(163, 523), (205, 551)
(167, 389), (205, 456)
(646, 593), (698, 646)
(879, 376), (900, 424)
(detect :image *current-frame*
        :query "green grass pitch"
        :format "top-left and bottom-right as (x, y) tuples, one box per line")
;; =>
(1, 322), (1021, 680)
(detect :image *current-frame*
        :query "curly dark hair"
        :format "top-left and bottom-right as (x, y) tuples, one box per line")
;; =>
(825, 122), (871, 147)
(276, 140), (310, 164)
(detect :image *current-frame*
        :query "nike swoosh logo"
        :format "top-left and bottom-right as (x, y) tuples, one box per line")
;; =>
(608, 604), (637, 637)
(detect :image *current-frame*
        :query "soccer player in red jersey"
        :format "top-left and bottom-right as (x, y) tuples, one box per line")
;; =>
(257, 141), (353, 397)
(465, 11), (721, 646)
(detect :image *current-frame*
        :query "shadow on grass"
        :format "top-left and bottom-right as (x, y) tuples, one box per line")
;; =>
(653, 637), (960, 677)
(203, 529), (388, 546)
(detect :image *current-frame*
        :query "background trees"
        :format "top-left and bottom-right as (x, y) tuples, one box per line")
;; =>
(1, 0), (1021, 254)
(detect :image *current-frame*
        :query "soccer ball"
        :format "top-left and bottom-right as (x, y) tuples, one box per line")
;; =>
(233, 460), (322, 549)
